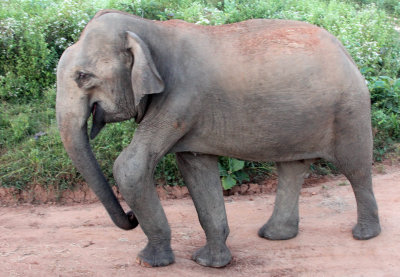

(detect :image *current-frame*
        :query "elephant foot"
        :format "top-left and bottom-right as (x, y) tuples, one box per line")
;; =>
(192, 243), (232, 268)
(258, 220), (299, 240)
(136, 242), (175, 267)
(352, 222), (381, 240)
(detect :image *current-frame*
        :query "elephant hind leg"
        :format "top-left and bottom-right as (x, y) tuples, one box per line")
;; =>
(344, 168), (381, 240)
(333, 139), (381, 240)
(176, 152), (232, 268)
(259, 160), (312, 240)
(331, 90), (380, 240)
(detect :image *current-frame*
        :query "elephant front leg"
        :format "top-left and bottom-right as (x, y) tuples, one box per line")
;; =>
(176, 153), (232, 268)
(259, 160), (311, 240)
(113, 145), (174, 267)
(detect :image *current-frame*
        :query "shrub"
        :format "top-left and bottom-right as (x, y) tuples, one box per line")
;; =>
(155, 154), (184, 186)
(0, 88), (136, 190)
(0, 0), (101, 101)
(43, 1), (95, 58)
(0, 16), (54, 100)
(369, 76), (400, 159)
(351, 0), (400, 16)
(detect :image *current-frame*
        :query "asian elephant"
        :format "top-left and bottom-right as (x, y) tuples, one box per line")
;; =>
(56, 10), (381, 268)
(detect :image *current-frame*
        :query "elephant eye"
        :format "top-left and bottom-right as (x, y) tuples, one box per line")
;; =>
(75, 71), (96, 89)
(76, 71), (92, 81)
(78, 72), (88, 80)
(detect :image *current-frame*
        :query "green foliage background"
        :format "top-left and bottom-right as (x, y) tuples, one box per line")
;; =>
(1, 0), (400, 192)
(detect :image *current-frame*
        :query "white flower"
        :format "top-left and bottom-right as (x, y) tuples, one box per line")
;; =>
(196, 18), (210, 25)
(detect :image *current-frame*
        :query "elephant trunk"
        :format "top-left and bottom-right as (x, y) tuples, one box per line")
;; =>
(56, 95), (138, 230)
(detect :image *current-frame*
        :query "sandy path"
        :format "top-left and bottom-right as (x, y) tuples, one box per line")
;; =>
(1, 170), (399, 276)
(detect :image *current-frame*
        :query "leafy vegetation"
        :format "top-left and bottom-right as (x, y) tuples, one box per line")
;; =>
(352, 0), (400, 16)
(1, 0), (399, 192)
(219, 158), (250, 190)
(370, 76), (400, 159)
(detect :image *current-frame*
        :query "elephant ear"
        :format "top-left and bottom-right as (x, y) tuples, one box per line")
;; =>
(126, 31), (164, 108)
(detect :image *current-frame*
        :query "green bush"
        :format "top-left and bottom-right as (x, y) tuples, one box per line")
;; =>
(0, 0), (104, 101)
(0, 88), (136, 190)
(351, 0), (400, 16)
(369, 76), (400, 159)
(0, 17), (54, 100)
(155, 154), (184, 186)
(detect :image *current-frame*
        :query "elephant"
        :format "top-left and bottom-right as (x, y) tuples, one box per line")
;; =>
(56, 10), (381, 268)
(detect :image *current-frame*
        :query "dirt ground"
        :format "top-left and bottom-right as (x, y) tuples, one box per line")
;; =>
(1, 168), (400, 276)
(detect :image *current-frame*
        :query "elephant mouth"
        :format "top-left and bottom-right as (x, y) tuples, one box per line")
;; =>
(90, 102), (106, 140)
(92, 102), (97, 116)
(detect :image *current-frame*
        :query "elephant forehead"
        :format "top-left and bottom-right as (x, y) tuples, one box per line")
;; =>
(78, 26), (124, 57)
(81, 18), (123, 42)
(75, 54), (119, 71)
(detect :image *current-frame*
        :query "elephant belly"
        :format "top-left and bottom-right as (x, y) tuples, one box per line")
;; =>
(171, 97), (336, 162)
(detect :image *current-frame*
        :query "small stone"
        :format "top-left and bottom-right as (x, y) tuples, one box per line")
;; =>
(248, 183), (260, 194)
(171, 186), (182, 199)
(231, 185), (241, 195)
(260, 184), (268, 193)
(33, 185), (47, 204)
(181, 186), (189, 197)
(34, 131), (47, 140)
(85, 189), (97, 202)
(240, 184), (249, 195)
(157, 186), (168, 200)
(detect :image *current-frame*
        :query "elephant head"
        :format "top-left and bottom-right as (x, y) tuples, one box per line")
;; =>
(56, 14), (164, 230)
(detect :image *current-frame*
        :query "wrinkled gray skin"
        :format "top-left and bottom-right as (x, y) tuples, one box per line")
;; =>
(56, 10), (381, 268)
